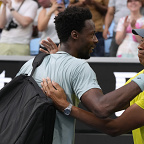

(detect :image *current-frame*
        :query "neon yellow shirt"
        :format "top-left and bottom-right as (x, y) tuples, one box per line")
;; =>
(125, 70), (144, 144)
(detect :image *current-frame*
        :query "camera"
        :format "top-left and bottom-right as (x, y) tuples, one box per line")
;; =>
(5, 20), (18, 31)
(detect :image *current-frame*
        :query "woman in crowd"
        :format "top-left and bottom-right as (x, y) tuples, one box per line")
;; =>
(38, 0), (65, 51)
(116, 0), (144, 58)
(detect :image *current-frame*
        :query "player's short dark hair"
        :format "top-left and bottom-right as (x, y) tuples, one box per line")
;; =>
(54, 6), (92, 42)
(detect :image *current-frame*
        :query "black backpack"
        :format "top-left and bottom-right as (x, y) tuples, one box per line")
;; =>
(0, 53), (56, 144)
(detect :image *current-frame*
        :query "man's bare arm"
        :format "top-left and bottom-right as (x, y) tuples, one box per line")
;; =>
(70, 103), (144, 136)
(41, 78), (144, 136)
(42, 76), (142, 119)
(81, 81), (141, 118)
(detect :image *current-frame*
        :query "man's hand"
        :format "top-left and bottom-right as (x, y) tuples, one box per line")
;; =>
(103, 28), (110, 39)
(40, 37), (59, 54)
(41, 77), (69, 111)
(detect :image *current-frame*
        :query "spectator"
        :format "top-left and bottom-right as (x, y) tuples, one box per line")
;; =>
(38, 0), (65, 51)
(103, 0), (130, 57)
(116, 0), (144, 58)
(31, 0), (52, 40)
(69, 0), (109, 57)
(0, 0), (38, 55)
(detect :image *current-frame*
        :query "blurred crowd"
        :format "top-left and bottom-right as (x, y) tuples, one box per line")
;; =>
(0, 0), (144, 57)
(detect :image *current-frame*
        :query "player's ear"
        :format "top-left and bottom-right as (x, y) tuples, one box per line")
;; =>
(71, 30), (79, 40)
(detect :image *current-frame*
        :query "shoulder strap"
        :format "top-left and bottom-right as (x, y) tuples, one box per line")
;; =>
(17, 0), (25, 12)
(30, 53), (49, 76)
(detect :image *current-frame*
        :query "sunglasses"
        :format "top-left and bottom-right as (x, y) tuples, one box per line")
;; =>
(127, 0), (141, 2)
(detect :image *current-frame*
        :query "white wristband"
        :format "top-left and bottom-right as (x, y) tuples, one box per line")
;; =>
(132, 73), (144, 91)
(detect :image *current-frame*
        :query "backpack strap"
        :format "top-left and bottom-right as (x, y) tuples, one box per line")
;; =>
(30, 53), (49, 76)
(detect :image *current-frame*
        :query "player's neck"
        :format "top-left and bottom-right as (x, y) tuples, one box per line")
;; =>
(59, 43), (78, 58)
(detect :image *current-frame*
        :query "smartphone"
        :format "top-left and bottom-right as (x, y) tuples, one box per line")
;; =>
(57, 0), (62, 4)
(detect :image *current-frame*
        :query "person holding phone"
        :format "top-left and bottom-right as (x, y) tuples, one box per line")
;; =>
(38, 0), (65, 51)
